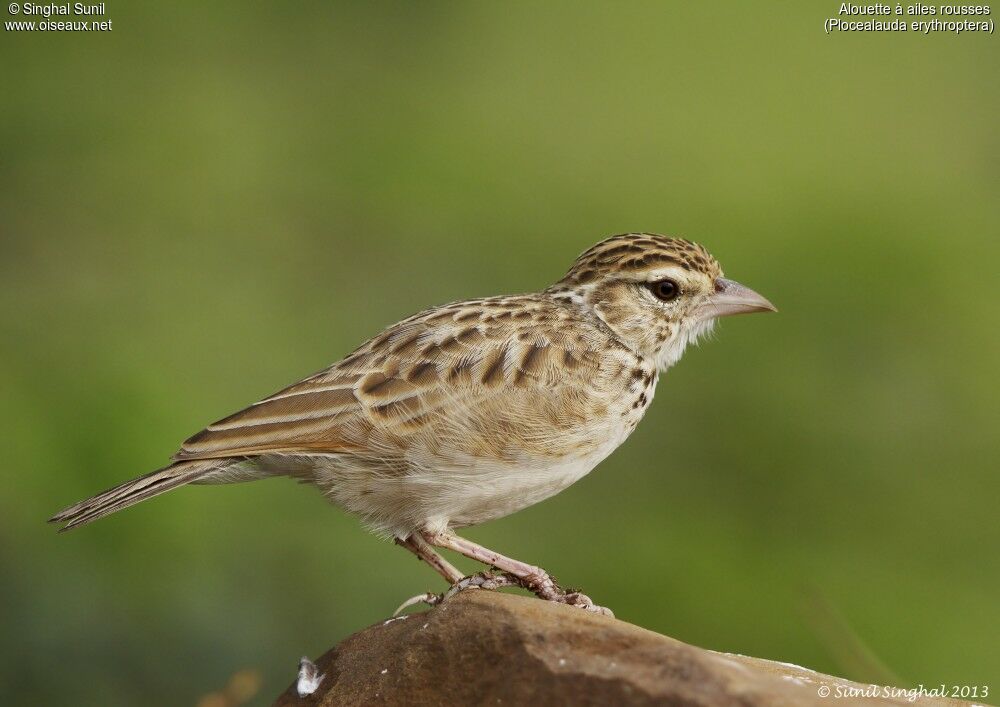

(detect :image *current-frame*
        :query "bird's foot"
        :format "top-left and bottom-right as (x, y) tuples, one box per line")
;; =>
(448, 570), (615, 618)
(560, 589), (615, 618)
(392, 571), (613, 618)
(442, 570), (522, 600)
(510, 571), (614, 617)
(391, 571), (518, 616)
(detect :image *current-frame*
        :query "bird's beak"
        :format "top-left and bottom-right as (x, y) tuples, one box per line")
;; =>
(696, 278), (777, 319)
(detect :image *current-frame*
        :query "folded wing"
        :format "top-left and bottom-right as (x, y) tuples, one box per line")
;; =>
(173, 296), (610, 464)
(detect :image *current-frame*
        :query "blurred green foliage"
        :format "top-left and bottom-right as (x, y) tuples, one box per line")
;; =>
(2, 3), (997, 704)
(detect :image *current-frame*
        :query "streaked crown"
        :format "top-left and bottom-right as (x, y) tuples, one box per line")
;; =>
(557, 233), (722, 286)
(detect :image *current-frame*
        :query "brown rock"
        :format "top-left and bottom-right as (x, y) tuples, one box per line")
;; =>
(274, 591), (981, 707)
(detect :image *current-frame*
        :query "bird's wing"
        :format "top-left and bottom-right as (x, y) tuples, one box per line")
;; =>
(172, 296), (624, 463)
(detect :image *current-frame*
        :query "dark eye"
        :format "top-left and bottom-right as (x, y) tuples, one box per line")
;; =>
(649, 279), (680, 302)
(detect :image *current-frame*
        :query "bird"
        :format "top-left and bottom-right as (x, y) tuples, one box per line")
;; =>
(50, 233), (775, 613)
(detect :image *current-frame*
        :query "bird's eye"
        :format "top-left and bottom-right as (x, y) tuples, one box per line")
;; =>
(649, 279), (680, 302)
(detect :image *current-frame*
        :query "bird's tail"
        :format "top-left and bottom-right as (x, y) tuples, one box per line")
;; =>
(49, 458), (225, 532)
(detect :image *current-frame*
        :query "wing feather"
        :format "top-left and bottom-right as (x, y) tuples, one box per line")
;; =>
(172, 295), (617, 463)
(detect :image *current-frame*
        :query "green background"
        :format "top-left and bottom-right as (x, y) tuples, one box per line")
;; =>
(2, 3), (997, 704)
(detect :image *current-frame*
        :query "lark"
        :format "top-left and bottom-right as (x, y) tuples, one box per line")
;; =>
(51, 233), (775, 614)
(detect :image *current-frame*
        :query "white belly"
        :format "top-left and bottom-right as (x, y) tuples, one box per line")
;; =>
(432, 448), (612, 529)
(291, 417), (635, 538)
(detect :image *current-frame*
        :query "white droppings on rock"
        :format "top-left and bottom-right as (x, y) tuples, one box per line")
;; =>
(383, 615), (409, 626)
(380, 668), (388, 675)
(296, 656), (325, 697)
(558, 658), (566, 667)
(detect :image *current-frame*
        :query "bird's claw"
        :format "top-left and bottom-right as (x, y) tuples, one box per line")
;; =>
(562, 590), (615, 617)
(391, 571), (518, 616)
(392, 592), (441, 617)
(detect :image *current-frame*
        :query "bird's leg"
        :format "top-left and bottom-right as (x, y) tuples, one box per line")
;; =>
(395, 530), (613, 617)
(395, 532), (464, 584)
(391, 533), (468, 616)
(421, 529), (563, 601)
(422, 530), (614, 616)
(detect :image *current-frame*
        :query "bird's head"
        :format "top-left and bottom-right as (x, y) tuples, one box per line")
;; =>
(549, 233), (776, 370)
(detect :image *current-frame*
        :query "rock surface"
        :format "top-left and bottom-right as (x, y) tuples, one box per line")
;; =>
(274, 591), (980, 706)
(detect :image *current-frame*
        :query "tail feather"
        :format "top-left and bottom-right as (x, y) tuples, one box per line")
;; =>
(49, 459), (223, 532)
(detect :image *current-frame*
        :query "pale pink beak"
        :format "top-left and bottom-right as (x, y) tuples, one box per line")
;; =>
(696, 278), (777, 319)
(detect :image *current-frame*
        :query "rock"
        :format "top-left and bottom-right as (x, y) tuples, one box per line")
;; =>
(274, 591), (977, 706)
